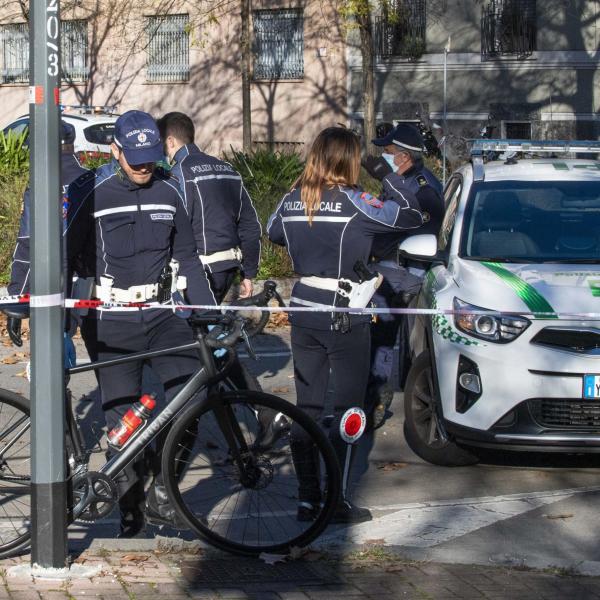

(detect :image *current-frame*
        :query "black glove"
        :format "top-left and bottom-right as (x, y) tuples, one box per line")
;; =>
(2, 306), (29, 348)
(6, 317), (22, 347)
(362, 155), (393, 181)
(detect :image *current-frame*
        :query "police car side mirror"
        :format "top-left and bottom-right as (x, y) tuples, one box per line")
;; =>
(399, 234), (447, 266)
(398, 234), (438, 262)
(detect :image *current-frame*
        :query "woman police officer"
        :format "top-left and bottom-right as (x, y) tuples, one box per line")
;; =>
(267, 127), (423, 523)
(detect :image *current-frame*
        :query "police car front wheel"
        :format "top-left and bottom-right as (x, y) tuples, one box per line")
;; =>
(403, 352), (479, 467)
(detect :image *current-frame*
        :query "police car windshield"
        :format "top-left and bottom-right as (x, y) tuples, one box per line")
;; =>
(460, 180), (600, 264)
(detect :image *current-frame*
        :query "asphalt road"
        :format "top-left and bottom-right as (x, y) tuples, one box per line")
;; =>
(2, 325), (600, 575)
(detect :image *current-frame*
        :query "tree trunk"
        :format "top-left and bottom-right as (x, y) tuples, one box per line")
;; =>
(356, 7), (375, 157)
(241, 0), (252, 152)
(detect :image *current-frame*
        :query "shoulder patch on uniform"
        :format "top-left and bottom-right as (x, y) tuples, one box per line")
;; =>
(358, 191), (384, 208)
(417, 175), (428, 187)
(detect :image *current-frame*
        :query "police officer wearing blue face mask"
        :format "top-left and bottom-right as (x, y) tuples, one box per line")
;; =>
(64, 110), (215, 537)
(5, 121), (90, 361)
(363, 123), (444, 428)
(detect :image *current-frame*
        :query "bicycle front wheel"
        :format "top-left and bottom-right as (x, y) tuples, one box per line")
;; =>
(162, 390), (340, 556)
(0, 389), (31, 558)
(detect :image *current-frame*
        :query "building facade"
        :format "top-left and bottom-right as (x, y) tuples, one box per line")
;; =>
(0, 0), (347, 156)
(347, 0), (600, 158)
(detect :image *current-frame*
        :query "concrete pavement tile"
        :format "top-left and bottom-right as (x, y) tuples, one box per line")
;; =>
(5, 593), (41, 600)
(185, 590), (221, 600)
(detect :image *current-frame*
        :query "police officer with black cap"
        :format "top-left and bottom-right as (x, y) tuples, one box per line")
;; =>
(5, 121), (90, 350)
(363, 123), (444, 427)
(157, 111), (261, 303)
(64, 110), (215, 537)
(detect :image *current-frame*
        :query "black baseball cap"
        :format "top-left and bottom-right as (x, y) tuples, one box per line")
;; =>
(372, 123), (426, 152)
(113, 110), (163, 165)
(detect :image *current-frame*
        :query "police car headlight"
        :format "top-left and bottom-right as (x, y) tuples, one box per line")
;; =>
(453, 298), (530, 343)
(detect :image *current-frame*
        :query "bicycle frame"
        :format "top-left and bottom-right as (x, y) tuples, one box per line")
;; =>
(67, 325), (239, 509)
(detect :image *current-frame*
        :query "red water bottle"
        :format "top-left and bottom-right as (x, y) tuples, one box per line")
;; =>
(107, 393), (156, 448)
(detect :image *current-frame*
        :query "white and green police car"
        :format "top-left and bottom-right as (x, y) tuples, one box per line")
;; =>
(399, 140), (600, 466)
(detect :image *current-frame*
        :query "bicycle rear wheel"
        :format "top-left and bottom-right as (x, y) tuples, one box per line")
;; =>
(162, 390), (340, 556)
(0, 389), (31, 558)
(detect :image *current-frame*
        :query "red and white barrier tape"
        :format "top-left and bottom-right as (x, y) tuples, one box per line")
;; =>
(0, 293), (599, 319)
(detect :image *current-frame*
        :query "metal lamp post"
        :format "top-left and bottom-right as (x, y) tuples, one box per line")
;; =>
(29, 0), (68, 568)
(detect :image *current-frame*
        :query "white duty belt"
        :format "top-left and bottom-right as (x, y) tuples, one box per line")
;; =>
(92, 279), (159, 303)
(300, 274), (383, 309)
(92, 268), (187, 304)
(200, 247), (242, 266)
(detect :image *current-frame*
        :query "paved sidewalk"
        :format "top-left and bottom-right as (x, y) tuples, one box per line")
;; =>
(1, 547), (600, 600)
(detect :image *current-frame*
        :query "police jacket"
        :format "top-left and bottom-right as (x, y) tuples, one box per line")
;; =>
(267, 181), (423, 329)
(64, 160), (215, 321)
(8, 153), (90, 296)
(170, 144), (261, 277)
(371, 161), (445, 261)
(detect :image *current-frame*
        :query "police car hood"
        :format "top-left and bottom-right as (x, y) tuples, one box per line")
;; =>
(453, 257), (600, 316)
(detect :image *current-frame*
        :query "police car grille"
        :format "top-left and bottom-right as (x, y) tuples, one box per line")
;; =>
(529, 399), (600, 429)
(531, 328), (600, 354)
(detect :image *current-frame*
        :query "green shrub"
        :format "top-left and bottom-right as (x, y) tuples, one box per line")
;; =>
(0, 130), (29, 179)
(224, 148), (304, 278)
(0, 172), (28, 284)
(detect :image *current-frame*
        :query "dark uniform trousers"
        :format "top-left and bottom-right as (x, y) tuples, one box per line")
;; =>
(290, 322), (371, 503)
(207, 269), (238, 304)
(81, 311), (201, 504)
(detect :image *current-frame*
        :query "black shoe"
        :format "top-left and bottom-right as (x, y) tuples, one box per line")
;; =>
(297, 501), (320, 522)
(255, 412), (290, 451)
(371, 402), (387, 430)
(145, 502), (189, 529)
(145, 484), (189, 530)
(118, 509), (146, 538)
(329, 500), (372, 524)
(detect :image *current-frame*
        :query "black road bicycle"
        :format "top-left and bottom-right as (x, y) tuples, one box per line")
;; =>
(0, 286), (340, 558)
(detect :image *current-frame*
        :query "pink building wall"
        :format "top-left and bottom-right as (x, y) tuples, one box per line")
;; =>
(0, 0), (347, 156)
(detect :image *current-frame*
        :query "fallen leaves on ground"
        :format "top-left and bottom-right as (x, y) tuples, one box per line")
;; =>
(267, 312), (289, 328)
(120, 553), (150, 563)
(14, 370), (27, 378)
(1, 355), (20, 365)
(543, 513), (574, 520)
(376, 461), (408, 471)
(271, 386), (290, 394)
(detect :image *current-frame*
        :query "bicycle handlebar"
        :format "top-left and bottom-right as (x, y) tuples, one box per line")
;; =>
(235, 280), (286, 308)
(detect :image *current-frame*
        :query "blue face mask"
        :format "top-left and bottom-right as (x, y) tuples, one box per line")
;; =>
(382, 152), (398, 172)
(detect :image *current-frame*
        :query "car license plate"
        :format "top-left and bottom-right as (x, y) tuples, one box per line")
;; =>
(583, 375), (600, 399)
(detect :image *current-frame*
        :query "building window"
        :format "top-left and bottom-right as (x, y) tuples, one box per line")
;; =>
(0, 23), (28, 84)
(146, 14), (190, 83)
(0, 21), (88, 84)
(373, 0), (427, 59)
(62, 20), (88, 82)
(253, 9), (304, 80)
(503, 121), (532, 139)
(481, 0), (537, 60)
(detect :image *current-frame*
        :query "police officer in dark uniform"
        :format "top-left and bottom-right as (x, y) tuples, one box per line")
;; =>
(157, 112), (261, 303)
(64, 110), (215, 537)
(6, 121), (90, 347)
(363, 123), (444, 428)
(268, 127), (423, 523)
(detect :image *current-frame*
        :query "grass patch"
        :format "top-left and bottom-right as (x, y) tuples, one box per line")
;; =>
(0, 172), (27, 285)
